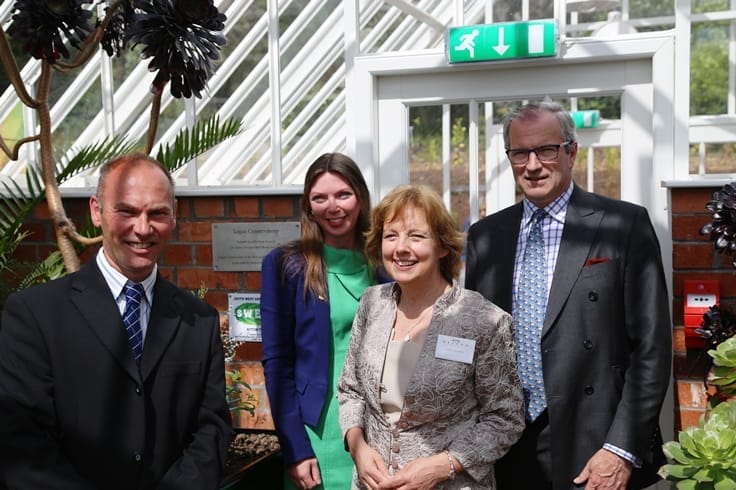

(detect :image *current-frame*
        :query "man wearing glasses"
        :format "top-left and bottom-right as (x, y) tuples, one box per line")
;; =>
(465, 101), (671, 490)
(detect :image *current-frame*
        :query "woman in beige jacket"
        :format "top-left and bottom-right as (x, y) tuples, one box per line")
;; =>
(338, 185), (525, 490)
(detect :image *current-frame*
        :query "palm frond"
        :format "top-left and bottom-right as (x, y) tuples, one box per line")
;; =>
(55, 136), (138, 184)
(155, 115), (242, 173)
(0, 168), (47, 271)
(16, 251), (67, 290)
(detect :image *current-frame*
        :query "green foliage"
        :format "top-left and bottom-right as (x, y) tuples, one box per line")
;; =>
(155, 115), (242, 171)
(691, 40), (729, 116)
(576, 96), (620, 120)
(709, 337), (736, 402)
(451, 117), (466, 167)
(225, 368), (257, 417)
(659, 400), (736, 489)
(16, 251), (66, 290)
(0, 169), (43, 275)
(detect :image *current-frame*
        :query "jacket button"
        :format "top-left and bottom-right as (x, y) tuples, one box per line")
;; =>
(399, 421), (409, 429)
(583, 339), (593, 350)
(584, 385), (594, 395)
(588, 291), (598, 301)
(392, 442), (400, 453)
(135, 386), (142, 395)
(134, 452), (143, 462)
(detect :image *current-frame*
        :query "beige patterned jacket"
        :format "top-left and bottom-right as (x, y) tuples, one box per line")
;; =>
(338, 281), (525, 489)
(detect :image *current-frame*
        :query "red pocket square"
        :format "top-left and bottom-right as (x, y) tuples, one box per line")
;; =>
(585, 257), (610, 266)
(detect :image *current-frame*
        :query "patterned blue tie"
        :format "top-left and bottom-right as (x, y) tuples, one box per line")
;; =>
(123, 283), (145, 366)
(514, 209), (548, 421)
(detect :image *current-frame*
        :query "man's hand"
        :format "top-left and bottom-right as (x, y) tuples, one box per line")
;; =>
(288, 457), (321, 489)
(573, 449), (632, 490)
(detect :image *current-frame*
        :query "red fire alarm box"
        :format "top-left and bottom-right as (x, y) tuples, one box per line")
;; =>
(683, 279), (720, 348)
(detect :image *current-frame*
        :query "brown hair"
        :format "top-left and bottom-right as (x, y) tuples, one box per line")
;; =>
(282, 153), (371, 300)
(365, 184), (464, 283)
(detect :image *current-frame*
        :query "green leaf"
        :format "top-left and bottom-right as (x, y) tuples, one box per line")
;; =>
(714, 473), (736, 490)
(675, 479), (698, 490)
(55, 136), (138, 184)
(660, 463), (700, 479)
(154, 115), (242, 173)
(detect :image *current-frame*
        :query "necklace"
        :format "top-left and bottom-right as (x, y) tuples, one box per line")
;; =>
(396, 305), (434, 342)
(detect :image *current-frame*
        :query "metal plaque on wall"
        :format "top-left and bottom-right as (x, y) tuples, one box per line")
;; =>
(212, 222), (301, 271)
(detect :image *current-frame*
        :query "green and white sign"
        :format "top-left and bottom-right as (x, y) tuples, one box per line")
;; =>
(447, 20), (557, 63)
(570, 110), (600, 129)
(228, 293), (261, 342)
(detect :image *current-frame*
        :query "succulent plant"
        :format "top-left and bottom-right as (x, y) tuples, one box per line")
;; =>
(701, 183), (736, 268)
(697, 306), (736, 350)
(124, 0), (227, 98)
(100, 1), (135, 57)
(659, 399), (736, 489)
(7, 0), (93, 63)
(708, 336), (736, 404)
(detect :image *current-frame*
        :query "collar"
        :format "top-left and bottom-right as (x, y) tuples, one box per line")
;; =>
(522, 181), (574, 226)
(96, 248), (156, 304)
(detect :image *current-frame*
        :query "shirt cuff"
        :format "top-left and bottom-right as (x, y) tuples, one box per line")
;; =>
(603, 443), (642, 468)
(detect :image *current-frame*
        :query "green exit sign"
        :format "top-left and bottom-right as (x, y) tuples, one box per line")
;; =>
(570, 110), (600, 129)
(447, 20), (557, 63)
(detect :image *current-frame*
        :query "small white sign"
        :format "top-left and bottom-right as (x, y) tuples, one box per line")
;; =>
(435, 334), (476, 364)
(228, 293), (262, 342)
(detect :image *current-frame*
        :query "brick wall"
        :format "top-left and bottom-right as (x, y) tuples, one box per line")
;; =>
(670, 186), (735, 431)
(13, 193), (301, 429)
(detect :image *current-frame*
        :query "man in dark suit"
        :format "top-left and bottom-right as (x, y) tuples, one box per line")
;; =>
(0, 153), (232, 489)
(465, 102), (671, 490)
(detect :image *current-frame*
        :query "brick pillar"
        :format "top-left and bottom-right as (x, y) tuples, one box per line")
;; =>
(671, 186), (736, 430)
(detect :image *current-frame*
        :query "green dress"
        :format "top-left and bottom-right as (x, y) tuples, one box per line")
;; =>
(284, 245), (372, 489)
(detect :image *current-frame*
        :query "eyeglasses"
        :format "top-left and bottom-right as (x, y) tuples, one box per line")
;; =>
(505, 141), (574, 166)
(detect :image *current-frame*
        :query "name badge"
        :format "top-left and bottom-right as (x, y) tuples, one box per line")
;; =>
(435, 335), (475, 364)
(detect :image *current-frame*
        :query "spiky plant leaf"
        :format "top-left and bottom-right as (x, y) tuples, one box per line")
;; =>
(55, 136), (139, 184)
(0, 165), (46, 272)
(155, 115), (242, 173)
(16, 251), (66, 290)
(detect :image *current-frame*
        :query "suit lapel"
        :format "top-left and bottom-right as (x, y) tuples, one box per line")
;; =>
(141, 277), (182, 381)
(71, 262), (141, 381)
(488, 204), (523, 312)
(543, 187), (603, 337)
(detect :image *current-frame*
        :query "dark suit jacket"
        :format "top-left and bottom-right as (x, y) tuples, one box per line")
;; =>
(260, 247), (333, 466)
(0, 261), (233, 490)
(465, 185), (671, 490)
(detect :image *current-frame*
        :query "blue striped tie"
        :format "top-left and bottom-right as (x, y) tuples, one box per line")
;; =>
(514, 209), (548, 421)
(123, 283), (145, 366)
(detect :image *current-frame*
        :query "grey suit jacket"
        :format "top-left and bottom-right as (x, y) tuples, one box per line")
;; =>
(465, 185), (671, 490)
(0, 261), (233, 490)
(338, 281), (525, 489)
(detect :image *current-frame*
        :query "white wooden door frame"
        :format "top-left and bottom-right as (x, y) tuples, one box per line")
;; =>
(346, 31), (678, 450)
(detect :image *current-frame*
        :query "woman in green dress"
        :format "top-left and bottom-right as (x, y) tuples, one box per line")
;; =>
(261, 153), (376, 489)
